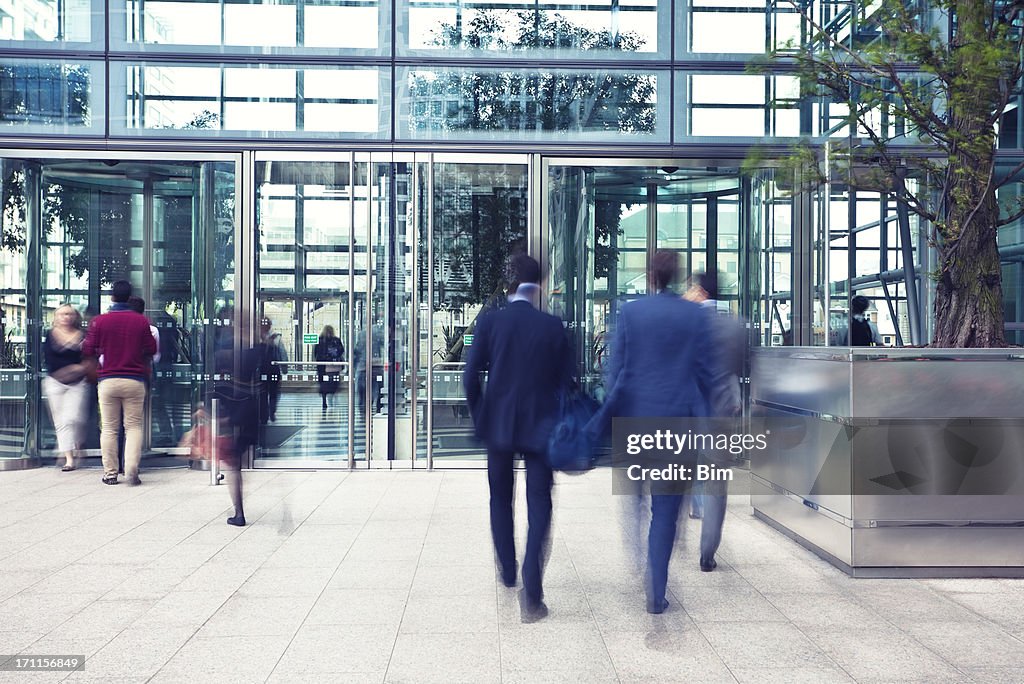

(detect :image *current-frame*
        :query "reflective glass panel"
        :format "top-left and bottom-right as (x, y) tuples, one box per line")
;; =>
(1, 157), (236, 464)
(254, 160), (357, 466)
(676, 72), (804, 140)
(0, 0), (102, 47)
(401, 0), (667, 59)
(112, 63), (387, 138)
(0, 60), (103, 135)
(112, 0), (387, 54)
(678, 0), (801, 56)
(421, 159), (529, 463)
(399, 67), (667, 142)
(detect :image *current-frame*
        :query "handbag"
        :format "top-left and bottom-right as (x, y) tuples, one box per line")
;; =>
(546, 389), (599, 473)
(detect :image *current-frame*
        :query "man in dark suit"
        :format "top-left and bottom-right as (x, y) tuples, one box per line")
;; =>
(463, 254), (573, 622)
(589, 251), (726, 613)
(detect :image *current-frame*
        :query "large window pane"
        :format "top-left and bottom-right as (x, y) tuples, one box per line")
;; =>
(112, 62), (387, 138)
(677, 72), (804, 140)
(399, 66), (667, 142)
(0, 0), (103, 47)
(401, 0), (667, 59)
(678, 0), (801, 57)
(0, 60), (103, 135)
(112, 0), (387, 55)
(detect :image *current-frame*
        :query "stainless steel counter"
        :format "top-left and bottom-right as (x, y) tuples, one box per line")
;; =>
(750, 347), (1024, 577)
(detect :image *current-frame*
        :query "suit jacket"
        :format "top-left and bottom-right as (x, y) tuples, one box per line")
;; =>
(589, 291), (728, 433)
(463, 300), (573, 454)
(705, 303), (749, 417)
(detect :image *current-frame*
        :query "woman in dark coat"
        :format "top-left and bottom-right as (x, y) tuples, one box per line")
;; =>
(313, 325), (343, 412)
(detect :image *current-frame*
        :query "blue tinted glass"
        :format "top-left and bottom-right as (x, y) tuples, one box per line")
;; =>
(398, 67), (668, 142)
(0, 60), (103, 134)
(111, 63), (388, 139)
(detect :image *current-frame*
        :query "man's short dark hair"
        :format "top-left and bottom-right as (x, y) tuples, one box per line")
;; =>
(650, 250), (679, 291)
(127, 296), (146, 314)
(111, 280), (132, 303)
(852, 295), (870, 314)
(511, 254), (541, 285)
(695, 271), (719, 300)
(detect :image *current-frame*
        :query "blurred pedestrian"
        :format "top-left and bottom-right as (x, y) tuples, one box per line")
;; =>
(684, 272), (748, 572)
(265, 331), (287, 423)
(42, 304), (88, 471)
(314, 325), (343, 413)
(588, 251), (725, 613)
(208, 319), (262, 526)
(82, 281), (157, 486)
(463, 254), (573, 623)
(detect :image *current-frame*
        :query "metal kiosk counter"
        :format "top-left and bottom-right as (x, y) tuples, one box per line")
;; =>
(750, 347), (1024, 577)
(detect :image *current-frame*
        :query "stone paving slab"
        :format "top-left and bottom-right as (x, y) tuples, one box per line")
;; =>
(1, 466), (1022, 682)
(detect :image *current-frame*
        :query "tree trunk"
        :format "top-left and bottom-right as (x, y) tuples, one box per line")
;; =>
(933, 157), (1006, 347)
(931, 0), (1006, 348)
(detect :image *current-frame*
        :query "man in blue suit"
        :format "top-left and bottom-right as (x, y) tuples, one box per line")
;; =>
(464, 254), (573, 622)
(590, 251), (726, 613)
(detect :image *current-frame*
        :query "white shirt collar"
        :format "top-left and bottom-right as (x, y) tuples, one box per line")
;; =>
(509, 283), (540, 307)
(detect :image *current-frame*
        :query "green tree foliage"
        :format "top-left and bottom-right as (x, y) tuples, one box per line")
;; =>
(769, 0), (1023, 346)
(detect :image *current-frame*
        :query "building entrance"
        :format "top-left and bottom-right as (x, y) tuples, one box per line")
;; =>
(251, 153), (530, 468)
(0, 153), (237, 468)
(544, 160), (750, 399)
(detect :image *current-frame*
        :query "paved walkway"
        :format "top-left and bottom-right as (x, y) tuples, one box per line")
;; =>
(1, 466), (1023, 683)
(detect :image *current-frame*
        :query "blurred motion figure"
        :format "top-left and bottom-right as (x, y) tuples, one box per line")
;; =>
(43, 304), (88, 471)
(588, 252), (726, 613)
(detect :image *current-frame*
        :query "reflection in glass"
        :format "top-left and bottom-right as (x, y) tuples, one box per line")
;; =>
(0, 0), (99, 44)
(679, 72), (804, 138)
(255, 161), (356, 464)
(401, 67), (664, 141)
(422, 161), (529, 462)
(116, 63), (385, 138)
(682, 0), (800, 55)
(116, 0), (383, 53)
(0, 61), (100, 134)
(548, 165), (744, 399)
(403, 0), (664, 57)
(1, 158), (235, 461)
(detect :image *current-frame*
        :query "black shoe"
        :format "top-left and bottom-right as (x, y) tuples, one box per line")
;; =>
(127, 475), (142, 486)
(227, 515), (246, 527)
(689, 511), (702, 520)
(102, 475), (118, 485)
(700, 556), (717, 572)
(646, 598), (670, 614)
(519, 590), (548, 623)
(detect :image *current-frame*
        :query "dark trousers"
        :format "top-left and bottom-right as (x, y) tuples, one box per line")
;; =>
(648, 493), (684, 607)
(700, 477), (728, 562)
(488, 448), (553, 603)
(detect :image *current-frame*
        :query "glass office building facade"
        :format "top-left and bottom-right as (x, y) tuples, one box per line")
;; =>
(1, 0), (1022, 469)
